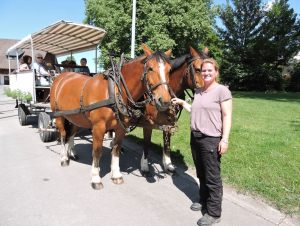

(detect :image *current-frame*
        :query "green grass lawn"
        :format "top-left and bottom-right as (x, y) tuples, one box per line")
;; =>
(128, 92), (300, 215)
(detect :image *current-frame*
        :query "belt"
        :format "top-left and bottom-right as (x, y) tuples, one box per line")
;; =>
(192, 130), (221, 138)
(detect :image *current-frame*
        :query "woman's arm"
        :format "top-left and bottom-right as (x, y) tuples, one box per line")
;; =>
(218, 98), (232, 154)
(171, 98), (191, 112)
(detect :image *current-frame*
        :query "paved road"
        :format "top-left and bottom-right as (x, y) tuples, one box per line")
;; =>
(0, 85), (299, 226)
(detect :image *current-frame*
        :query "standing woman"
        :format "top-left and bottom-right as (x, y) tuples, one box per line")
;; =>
(171, 58), (232, 226)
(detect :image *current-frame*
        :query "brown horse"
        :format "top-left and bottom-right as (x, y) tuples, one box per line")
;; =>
(138, 47), (209, 174)
(50, 44), (172, 189)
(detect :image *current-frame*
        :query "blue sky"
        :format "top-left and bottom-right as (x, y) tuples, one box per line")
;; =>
(0, 0), (299, 70)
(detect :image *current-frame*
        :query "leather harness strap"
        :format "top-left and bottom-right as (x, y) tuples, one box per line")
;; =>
(53, 75), (116, 117)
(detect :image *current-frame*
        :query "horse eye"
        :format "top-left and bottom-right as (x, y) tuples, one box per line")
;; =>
(195, 68), (201, 73)
(147, 67), (154, 72)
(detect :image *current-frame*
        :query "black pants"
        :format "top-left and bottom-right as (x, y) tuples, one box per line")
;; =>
(190, 131), (222, 217)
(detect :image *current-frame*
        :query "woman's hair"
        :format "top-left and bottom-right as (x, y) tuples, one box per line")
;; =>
(23, 55), (32, 65)
(200, 58), (219, 72)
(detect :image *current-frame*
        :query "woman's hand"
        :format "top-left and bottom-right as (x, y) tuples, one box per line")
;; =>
(171, 97), (184, 106)
(171, 98), (191, 112)
(218, 139), (229, 154)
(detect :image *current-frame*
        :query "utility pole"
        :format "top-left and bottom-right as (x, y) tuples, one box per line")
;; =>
(131, 0), (136, 58)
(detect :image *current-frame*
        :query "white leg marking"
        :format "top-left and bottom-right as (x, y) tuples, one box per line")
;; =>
(60, 137), (69, 161)
(163, 151), (174, 171)
(141, 152), (150, 172)
(91, 163), (101, 184)
(111, 154), (122, 178)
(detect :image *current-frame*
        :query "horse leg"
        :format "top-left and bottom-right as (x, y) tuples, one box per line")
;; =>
(68, 126), (79, 160)
(111, 129), (125, 184)
(162, 131), (176, 173)
(91, 123), (105, 190)
(141, 128), (152, 174)
(56, 117), (72, 166)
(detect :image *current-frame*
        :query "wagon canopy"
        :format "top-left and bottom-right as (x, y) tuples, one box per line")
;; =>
(7, 20), (106, 56)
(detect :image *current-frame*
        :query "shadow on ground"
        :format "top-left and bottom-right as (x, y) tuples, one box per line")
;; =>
(43, 129), (199, 203)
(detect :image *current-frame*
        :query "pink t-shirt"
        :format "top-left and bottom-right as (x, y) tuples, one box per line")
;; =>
(190, 84), (232, 137)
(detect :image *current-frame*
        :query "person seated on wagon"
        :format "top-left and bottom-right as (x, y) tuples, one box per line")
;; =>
(33, 53), (50, 86)
(75, 57), (90, 76)
(19, 55), (32, 71)
(61, 60), (77, 72)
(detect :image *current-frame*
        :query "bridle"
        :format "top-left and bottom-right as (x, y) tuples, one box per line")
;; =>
(185, 54), (208, 90)
(141, 51), (173, 102)
(111, 51), (172, 132)
(175, 53), (208, 119)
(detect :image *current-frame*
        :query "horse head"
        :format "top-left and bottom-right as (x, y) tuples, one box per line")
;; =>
(186, 46), (209, 89)
(141, 44), (172, 112)
(142, 46), (209, 125)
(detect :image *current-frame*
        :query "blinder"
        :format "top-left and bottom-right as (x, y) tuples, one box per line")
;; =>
(185, 53), (208, 89)
(141, 51), (172, 102)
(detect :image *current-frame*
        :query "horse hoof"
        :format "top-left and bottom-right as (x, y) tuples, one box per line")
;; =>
(61, 159), (70, 167)
(112, 177), (124, 185)
(165, 164), (176, 174)
(141, 170), (150, 177)
(70, 154), (79, 161)
(91, 182), (104, 190)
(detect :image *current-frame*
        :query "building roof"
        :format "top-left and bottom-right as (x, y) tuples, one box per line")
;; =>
(0, 39), (19, 70)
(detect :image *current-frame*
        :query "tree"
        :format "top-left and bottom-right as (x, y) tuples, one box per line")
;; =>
(258, 0), (300, 67)
(217, 0), (265, 90)
(84, 0), (219, 67)
(65, 56), (77, 63)
(217, 0), (300, 91)
(286, 61), (300, 91)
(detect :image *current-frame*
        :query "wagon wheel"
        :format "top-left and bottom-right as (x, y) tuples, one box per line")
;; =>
(18, 104), (27, 126)
(38, 112), (57, 142)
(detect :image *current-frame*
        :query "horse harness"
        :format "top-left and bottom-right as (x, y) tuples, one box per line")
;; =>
(53, 53), (172, 133)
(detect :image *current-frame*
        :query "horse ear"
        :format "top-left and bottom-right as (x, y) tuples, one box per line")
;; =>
(189, 46), (198, 56)
(164, 49), (172, 57)
(142, 43), (153, 56)
(203, 47), (209, 55)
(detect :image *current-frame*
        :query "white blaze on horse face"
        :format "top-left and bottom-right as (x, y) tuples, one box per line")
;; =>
(158, 58), (168, 90)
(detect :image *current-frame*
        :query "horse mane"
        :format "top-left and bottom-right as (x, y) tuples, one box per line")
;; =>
(170, 54), (189, 72)
(170, 48), (209, 73)
(142, 51), (171, 64)
(116, 51), (171, 65)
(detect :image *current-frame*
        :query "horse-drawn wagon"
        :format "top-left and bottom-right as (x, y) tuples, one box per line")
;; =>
(6, 20), (106, 142)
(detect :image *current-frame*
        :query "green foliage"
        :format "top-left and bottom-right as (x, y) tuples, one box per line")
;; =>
(10, 90), (18, 99)
(4, 88), (32, 102)
(22, 92), (33, 102)
(217, 0), (300, 91)
(3, 87), (12, 97)
(258, 0), (300, 67)
(65, 56), (77, 63)
(84, 0), (220, 67)
(287, 62), (300, 91)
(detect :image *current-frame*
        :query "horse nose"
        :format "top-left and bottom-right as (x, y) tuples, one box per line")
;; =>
(155, 97), (171, 112)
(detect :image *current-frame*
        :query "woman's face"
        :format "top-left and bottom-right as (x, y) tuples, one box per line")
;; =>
(201, 62), (218, 83)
